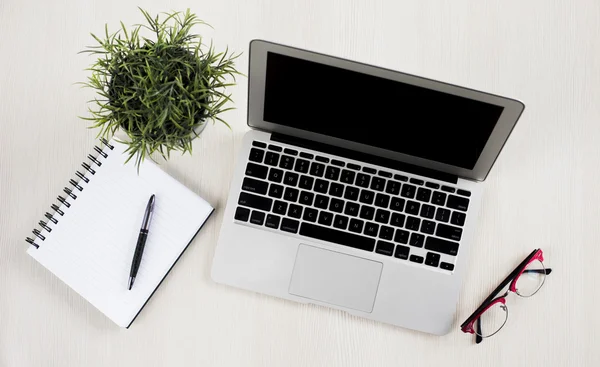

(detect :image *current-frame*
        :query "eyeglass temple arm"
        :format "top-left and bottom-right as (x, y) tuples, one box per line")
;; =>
(476, 318), (483, 344)
(522, 268), (552, 275)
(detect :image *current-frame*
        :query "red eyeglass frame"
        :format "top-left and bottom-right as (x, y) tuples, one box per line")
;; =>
(460, 249), (551, 341)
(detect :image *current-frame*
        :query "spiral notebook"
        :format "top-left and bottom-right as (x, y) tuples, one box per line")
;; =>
(26, 138), (214, 328)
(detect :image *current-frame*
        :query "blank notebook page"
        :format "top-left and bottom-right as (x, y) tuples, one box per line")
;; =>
(27, 140), (213, 328)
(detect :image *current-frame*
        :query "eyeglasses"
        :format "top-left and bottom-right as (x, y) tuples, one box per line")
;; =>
(460, 248), (552, 344)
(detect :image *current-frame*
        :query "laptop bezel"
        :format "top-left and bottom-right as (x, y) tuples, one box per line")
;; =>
(247, 39), (525, 182)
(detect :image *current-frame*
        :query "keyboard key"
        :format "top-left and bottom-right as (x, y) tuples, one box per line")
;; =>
(394, 174), (408, 182)
(329, 183), (344, 197)
(280, 155), (295, 169)
(268, 184), (284, 199)
(284, 148), (298, 156)
(410, 255), (424, 264)
(425, 252), (440, 267)
(425, 236), (459, 256)
(394, 229), (409, 244)
(315, 195), (329, 209)
(441, 185), (456, 193)
(344, 202), (360, 217)
(303, 208), (318, 222)
(318, 211), (334, 226)
(314, 179), (329, 193)
(440, 262), (455, 271)
(405, 201), (420, 215)
(431, 191), (446, 206)
(347, 163), (361, 170)
(416, 188), (432, 202)
(364, 222), (379, 237)
(359, 190), (375, 204)
(394, 245), (409, 259)
(401, 184), (416, 198)
(447, 195), (469, 211)
(331, 159), (345, 167)
(310, 162), (325, 177)
(325, 166), (341, 180)
(242, 177), (268, 195)
(374, 193), (390, 208)
(299, 191), (314, 206)
(268, 168), (284, 183)
(390, 213), (405, 227)
(264, 151), (280, 166)
(273, 200), (288, 215)
(329, 198), (344, 213)
(300, 152), (314, 159)
(284, 171), (299, 186)
(379, 225), (394, 240)
(370, 177), (386, 191)
(315, 156), (329, 163)
(288, 204), (303, 218)
(294, 159), (310, 173)
(375, 240), (394, 256)
(344, 186), (360, 201)
(265, 214), (280, 229)
(420, 204), (435, 219)
(375, 209), (390, 224)
(451, 211), (466, 226)
(363, 167), (377, 174)
(360, 206), (375, 220)
(425, 182), (440, 189)
(385, 180), (401, 195)
(281, 218), (300, 233)
(268, 144), (282, 152)
(333, 214), (349, 229)
(283, 187), (299, 202)
(420, 220), (436, 234)
(436, 208), (451, 222)
(249, 148), (264, 163)
(410, 178), (424, 185)
(340, 169), (355, 184)
(349, 218), (364, 233)
(300, 223), (375, 251)
(252, 141), (267, 148)
(238, 192), (272, 211)
(250, 210), (265, 225)
(436, 223), (463, 241)
(457, 189), (471, 197)
(356, 173), (371, 188)
(298, 175), (314, 190)
(406, 216), (420, 230)
(245, 163), (268, 179)
(378, 170), (392, 178)
(234, 207), (250, 221)
(390, 197), (405, 212)
(410, 233), (425, 247)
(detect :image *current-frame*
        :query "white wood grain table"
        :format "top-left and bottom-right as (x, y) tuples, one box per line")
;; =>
(1, 0), (599, 366)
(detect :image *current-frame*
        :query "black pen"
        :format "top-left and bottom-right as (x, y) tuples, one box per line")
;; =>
(128, 194), (155, 290)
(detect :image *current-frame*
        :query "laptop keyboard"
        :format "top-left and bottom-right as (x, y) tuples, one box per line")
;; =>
(234, 141), (471, 272)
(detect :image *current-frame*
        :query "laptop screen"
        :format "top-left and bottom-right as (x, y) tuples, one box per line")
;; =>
(263, 52), (504, 170)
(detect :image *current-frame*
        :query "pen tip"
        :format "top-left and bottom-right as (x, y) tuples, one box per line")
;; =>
(128, 277), (135, 290)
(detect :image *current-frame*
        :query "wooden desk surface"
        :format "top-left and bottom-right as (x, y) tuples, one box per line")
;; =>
(1, 0), (598, 366)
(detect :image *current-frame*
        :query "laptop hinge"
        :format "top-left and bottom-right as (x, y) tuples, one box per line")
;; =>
(270, 133), (459, 184)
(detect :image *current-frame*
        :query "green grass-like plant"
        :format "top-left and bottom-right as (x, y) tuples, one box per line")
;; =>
(81, 8), (240, 168)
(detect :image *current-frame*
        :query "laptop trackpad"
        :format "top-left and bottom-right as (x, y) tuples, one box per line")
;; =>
(289, 245), (382, 313)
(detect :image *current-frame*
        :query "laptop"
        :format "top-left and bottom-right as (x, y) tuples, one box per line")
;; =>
(212, 40), (524, 335)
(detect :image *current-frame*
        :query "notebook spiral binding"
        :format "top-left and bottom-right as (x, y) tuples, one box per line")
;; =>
(26, 138), (114, 249)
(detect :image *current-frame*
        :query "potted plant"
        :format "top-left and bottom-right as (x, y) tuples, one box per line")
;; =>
(81, 8), (240, 167)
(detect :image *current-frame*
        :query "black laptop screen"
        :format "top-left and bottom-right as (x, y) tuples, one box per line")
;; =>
(263, 52), (504, 170)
